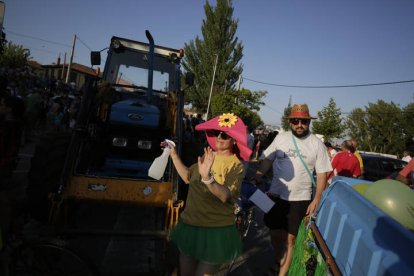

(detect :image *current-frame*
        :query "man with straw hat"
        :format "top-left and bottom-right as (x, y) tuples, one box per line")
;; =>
(252, 104), (332, 275)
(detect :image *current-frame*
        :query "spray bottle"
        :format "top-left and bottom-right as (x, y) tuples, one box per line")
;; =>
(148, 139), (175, 180)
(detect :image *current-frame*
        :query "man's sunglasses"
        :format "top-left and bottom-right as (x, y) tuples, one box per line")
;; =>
(209, 130), (231, 140)
(290, 119), (310, 125)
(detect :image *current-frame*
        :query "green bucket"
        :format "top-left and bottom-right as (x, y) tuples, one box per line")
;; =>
(289, 219), (328, 275)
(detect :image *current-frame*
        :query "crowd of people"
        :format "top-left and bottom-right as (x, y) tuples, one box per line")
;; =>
(2, 65), (412, 275)
(168, 103), (413, 275)
(168, 105), (331, 275)
(251, 125), (279, 160)
(183, 113), (206, 145)
(0, 66), (82, 179)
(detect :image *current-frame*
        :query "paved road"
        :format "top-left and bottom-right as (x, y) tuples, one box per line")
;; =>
(3, 136), (276, 276)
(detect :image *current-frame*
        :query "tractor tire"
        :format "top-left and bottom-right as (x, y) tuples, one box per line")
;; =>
(26, 132), (71, 223)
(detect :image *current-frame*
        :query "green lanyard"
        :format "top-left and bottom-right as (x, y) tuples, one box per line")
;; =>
(292, 132), (316, 188)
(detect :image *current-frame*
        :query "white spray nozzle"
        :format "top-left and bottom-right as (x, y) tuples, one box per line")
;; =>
(164, 139), (176, 148)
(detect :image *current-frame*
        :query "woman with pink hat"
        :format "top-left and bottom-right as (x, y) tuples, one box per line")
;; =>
(167, 113), (252, 275)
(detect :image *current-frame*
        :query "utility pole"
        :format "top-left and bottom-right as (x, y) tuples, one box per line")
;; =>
(117, 72), (123, 84)
(236, 75), (242, 90)
(205, 54), (218, 121)
(61, 52), (66, 80)
(65, 34), (76, 84)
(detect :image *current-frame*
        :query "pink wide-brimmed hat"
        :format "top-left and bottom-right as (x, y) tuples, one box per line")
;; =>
(195, 113), (252, 161)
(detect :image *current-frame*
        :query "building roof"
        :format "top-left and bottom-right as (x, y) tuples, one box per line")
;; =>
(42, 62), (99, 76)
(27, 60), (43, 69)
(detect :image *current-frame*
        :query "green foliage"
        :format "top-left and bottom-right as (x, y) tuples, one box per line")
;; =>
(281, 102), (292, 131)
(0, 42), (30, 68)
(182, 0), (243, 113)
(210, 87), (265, 130)
(181, 0), (266, 129)
(346, 107), (369, 148)
(401, 103), (414, 153)
(346, 100), (404, 155)
(312, 98), (346, 141)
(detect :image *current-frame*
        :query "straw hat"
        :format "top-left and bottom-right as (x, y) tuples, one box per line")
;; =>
(287, 104), (317, 119)
(195, 113), (252, 161)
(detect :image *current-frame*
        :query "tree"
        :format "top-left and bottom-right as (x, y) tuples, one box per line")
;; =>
(347, 100), (404, 155)
(0, 42), (30, 69)
(281, 98), (292, 131)
(182, 0), (243, 114)
(210, 87), (265, 130)
(346, 107), (369, 149)
(312, 98), (346, 142)
(400, 102), (414, 153)
(366, 100), (403, 154)
(0, 31), (6, 54)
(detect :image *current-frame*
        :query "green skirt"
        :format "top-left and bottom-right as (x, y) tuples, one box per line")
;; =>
(170, 218), (242, 264)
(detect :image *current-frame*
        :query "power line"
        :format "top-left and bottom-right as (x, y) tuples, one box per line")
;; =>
(7, 30), (71, 48)
(341, 110), (414, 115)
(262, 101), (414, 118)
(243, 76), (414, 88)
(27, 46), (59, 55)
(76, 35), (92, 51)
(262, 103), (283, 115)
(9, 30), (92, 51)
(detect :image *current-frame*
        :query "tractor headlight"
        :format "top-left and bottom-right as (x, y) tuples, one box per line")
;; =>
(112, 137), (127, 147)
(112, 39), (124, 53)
(137, 140), (152, 150)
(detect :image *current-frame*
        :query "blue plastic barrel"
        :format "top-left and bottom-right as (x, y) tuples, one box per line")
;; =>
(316, 177), (414, 275)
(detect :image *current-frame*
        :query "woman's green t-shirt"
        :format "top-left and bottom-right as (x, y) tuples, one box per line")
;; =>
(180, 153), (244, 227)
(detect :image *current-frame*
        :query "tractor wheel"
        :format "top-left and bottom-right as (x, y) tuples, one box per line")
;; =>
(26, 132), (71, 223)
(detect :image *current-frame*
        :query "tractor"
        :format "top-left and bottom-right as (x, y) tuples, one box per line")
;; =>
(26, 31), (195, 275)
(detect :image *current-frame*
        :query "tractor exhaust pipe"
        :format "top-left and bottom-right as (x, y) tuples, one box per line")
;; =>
(145, 30), (154, 104)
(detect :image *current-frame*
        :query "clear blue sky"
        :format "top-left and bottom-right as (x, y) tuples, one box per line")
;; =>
(4, 0), (414, 125)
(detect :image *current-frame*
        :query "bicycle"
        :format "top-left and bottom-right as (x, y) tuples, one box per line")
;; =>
(225, 181), (258, 274)
(1, 230), (97, 276)
(235, 181), (257, 239)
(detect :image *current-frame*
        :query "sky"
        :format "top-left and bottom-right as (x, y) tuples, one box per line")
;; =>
(3, 0), (414, 126)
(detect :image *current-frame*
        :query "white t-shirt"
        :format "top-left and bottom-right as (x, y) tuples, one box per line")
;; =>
(402, 156), (412, 163)
(329, 148), (338, 159)
(261, 131), (332, 201)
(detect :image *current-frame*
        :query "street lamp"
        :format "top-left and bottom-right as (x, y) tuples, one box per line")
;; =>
(0, 1), (5, 33)
(205, 54), (218, 121)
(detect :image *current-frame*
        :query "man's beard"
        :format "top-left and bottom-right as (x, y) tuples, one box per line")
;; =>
(292, 128), (309, 138)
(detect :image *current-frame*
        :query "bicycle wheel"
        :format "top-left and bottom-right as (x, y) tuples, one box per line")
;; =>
(14, 242), (96, 276)
(240, 207), (255, 239)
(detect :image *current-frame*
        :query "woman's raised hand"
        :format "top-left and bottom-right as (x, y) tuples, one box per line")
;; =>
(161, 140), (178, 159)
(198, 147), (215, 180)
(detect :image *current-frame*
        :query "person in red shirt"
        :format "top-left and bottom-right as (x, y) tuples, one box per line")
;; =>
(396, 158), (414, 188)
(329, 140), (361, 181)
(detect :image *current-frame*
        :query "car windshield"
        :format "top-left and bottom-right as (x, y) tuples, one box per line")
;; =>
(361, 154), (407, 181)
(380, 159), (406, 170)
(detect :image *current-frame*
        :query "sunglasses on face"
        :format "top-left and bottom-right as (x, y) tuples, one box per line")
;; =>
(209, 130), (231, 140)
(290, 119), (310, 125)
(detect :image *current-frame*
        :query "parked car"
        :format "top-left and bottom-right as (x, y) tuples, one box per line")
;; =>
(360, 153), (407, 181)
